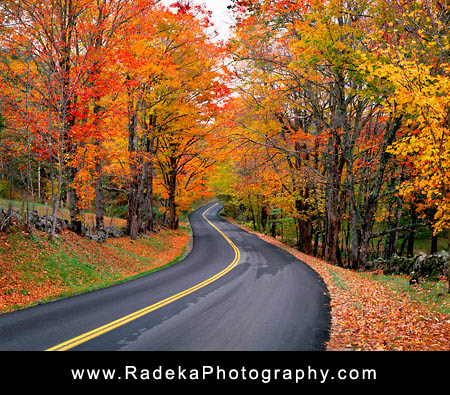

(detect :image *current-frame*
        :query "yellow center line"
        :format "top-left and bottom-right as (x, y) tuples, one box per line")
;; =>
(45, 202), (240, 351)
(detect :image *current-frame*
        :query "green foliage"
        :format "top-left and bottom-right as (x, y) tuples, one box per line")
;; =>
(0, 180), (9, 198)
(208, 162), (237, 197)
(107, 205), (128, 219)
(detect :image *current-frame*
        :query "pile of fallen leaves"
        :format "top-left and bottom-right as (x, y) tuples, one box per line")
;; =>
(232, 222), (450, 351)
(0, 225), (190, 313)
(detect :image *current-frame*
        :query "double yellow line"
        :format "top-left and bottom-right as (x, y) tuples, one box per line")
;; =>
(46, 202), (240, 351)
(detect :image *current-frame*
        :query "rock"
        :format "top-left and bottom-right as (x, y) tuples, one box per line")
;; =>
(105, 226), (125, 238)
(411, 251), (448, 281)
(0, 208), (12, 232)
(409, 272), (419, 285)
(33, 214), (67, 234)
(375, 250), (448, 282)
(0, 206), (70, 235)
(90, 229), (109, 243)
(364, 258), (385, 271)
(379, 250), (449, 281)
(382, 254), (415, 275)
(0, 206), (124, 241)
(10, 210), (22, 222)
(27, 210), (40, 224)
(87, 227), (124, 243)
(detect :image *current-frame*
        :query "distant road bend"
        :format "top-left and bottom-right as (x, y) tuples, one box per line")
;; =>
(0, 201), (331, 351)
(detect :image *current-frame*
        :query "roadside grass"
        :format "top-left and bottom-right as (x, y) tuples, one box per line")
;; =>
(328, 269), (347, 290)
(31, 244), (190, 311)
(365, 273), (450, 316)
(0, 221), (191, 314)
(328, 265), (449, 316)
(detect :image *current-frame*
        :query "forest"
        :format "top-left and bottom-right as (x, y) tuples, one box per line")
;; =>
(1, 0), (450, 293)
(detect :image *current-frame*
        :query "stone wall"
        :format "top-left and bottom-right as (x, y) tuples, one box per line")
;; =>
(368, 251), (449, 281)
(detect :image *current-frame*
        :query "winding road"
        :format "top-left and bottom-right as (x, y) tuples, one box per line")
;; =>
(0, 201), (330, 351)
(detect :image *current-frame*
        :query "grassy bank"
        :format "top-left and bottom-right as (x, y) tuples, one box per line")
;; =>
(0, 222), (191, 314)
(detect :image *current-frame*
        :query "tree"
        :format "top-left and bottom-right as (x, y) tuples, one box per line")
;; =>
(101, 2), (229, 236)
(360, 0), (450, 289)
(0, 0), (161, 236)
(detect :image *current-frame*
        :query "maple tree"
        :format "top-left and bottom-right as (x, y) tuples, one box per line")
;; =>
(217, 0), (449, 293)
(147, 5), (229, 230)
(0, 0), (228, 237)
(360, 0), (450, 289)
(102, 2), (229, 234)
(224, 0), (401, 268)
(361, 2), (450, 233)
(0, 0), (163, 235)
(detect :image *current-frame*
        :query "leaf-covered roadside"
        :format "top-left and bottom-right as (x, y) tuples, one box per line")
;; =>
(231, 221), (450, 351)
(0, 225), (190, 314)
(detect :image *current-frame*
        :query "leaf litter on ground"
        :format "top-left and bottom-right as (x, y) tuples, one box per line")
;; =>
(230, 220), (450, 351)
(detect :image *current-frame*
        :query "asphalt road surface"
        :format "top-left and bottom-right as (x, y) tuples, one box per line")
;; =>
(0, 201), (330, 351)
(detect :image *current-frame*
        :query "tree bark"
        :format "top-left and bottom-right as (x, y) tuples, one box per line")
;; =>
(296, 199), (313, 255)
(325, 179), (342, 265)
(144, 161), (154, 233)
(67, 166), (83, 235)
(126, 89), (141, 239)
(431, 231), (438, 254)
(95, 161), (105, 233)
(168, 176), (178, 230)
(407, 204), (417, 258)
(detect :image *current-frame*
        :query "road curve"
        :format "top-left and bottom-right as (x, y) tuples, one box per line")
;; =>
(0, 201), (331, 351)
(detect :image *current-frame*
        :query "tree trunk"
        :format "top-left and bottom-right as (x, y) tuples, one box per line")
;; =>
(313, 231), (319, 257)
(271, 220), (276, 238)
(431, 231), (438, 254)
(144, 136), (155, 233)
(249, 203), (257, 231)
(297, 216), (312, 255)
(348, 116), (402, 269)
(350, 213), (361, 270)
(385, 198), (403, 259)
(293, 143), (313, 255)
(66, 164), (82, 235)
(168, 170), (178, 230)
(407, 204), (417, 258)
(325, 186), (342, 265)
(261, 206), (268, 232)
(145, 167), (154, 233)
(95, 161), (105, 233)
(127, 174), (142, 240)
(126, 89), (141, 239)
